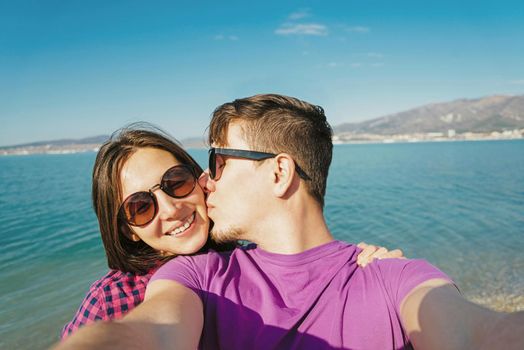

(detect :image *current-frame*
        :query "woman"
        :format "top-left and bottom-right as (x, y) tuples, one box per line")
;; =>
(61, 124), (400, 338)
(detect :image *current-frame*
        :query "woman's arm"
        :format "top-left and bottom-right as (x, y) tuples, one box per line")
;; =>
(61, 270), (150, 339)
(53, 280), (203, 350)
(61, 286), (107, 339)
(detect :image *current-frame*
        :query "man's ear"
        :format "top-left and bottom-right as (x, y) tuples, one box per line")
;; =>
(272, 153), (299, 198)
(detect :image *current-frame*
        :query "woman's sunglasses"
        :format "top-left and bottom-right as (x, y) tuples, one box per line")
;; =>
(119, 164), (197, 227)
(208, 147), (310, 181)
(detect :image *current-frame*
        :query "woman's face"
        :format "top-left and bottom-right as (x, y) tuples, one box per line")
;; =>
(119, 147), (209, 255)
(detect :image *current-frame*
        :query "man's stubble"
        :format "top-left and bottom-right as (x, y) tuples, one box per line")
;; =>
(210, 226), (246, 244)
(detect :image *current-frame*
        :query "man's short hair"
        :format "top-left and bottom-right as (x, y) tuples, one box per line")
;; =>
(209, 94), (333, 207)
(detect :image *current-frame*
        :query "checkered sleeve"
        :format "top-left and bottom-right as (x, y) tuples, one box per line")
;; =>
(60, 269), (153, 340)
(60, 283), (106, 339)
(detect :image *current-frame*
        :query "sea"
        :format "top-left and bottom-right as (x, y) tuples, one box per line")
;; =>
(1, 140), (523, 349)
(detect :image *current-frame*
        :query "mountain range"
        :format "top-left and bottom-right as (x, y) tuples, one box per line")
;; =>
(3, 94), (524, 151)
(0, 135), (110, 150)
(0, 135), (206, 151)
(334, 94), (524, 135)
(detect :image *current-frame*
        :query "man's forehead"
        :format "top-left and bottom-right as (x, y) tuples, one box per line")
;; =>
(212, 121), (249, 149)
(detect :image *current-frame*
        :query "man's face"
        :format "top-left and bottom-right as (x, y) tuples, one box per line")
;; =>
(202, 122), (271, 243)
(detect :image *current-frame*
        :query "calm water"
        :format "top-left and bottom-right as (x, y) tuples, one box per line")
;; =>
(1, 140), (523, 349)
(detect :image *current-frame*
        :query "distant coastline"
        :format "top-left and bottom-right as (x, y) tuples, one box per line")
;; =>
(4, 94), (524, 156)
(333, 128), (524, 145)
(1, 129), (523, 156)
(0, 144), (101, 156)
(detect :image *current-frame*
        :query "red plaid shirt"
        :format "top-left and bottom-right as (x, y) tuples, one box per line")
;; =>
(61, 268), (157, 339)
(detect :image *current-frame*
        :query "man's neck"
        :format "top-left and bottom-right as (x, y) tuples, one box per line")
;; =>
(251, 199), (334, 255)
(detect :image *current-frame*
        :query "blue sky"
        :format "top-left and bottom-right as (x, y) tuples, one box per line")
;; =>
(1, 0), (523, 146)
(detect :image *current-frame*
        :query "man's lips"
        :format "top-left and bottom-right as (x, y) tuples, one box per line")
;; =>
(206, 203), (216, 218)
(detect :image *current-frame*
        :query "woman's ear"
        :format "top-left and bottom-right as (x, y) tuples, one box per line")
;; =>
(120, 222), (141, 242)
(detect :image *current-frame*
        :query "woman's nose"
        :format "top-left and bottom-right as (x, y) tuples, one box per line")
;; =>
(155, 190), (181, 220)
(198, 169), (215, 194)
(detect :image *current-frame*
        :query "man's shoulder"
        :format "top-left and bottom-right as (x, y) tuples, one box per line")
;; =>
(151, 248), (238, 282)
(172, 247), (237, 266)
(366, 257), (446, 276)
(356, 257), (447, 281)
(355, 258), (453, 304)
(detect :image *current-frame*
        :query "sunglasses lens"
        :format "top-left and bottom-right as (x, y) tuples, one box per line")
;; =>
(208, 149), (216, 179)
(122, 192), (156, 226)
(214, 155), (225, 180)
(162, 165), (196, 198)
(208, 149), (226, 181)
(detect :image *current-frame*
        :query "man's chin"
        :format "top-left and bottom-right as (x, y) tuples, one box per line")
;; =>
(210, 226), (245, 244)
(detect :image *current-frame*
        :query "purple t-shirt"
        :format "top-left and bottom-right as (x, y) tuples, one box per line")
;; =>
(151, 240), (452, 349)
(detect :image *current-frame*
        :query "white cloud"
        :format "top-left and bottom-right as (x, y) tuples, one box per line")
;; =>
(288, 9), (310, 20)
(350, 63), (362, 68)
(275, 23), (328, 36)
(229, 35), (239, 41)
(509, 79), (524, 85)
(327, 62), (342, 68)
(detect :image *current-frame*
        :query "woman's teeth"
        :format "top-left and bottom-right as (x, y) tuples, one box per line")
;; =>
(168, 213), (195, 236)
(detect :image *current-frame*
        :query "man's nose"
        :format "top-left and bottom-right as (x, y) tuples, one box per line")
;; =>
(198, 169), (215, 194)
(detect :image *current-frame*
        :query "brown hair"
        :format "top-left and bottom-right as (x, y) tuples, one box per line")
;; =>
(93, 123), (207, 275)
(209, 94), (333, 207)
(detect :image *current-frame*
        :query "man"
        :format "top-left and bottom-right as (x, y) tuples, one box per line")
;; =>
(55, 94), (523, 349)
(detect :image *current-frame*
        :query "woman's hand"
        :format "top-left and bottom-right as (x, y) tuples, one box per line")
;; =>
(356, 242), (405, 267)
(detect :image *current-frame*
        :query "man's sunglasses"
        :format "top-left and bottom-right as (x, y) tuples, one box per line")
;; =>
(208, 148), (310, 181)
(119, 164), (197, 227)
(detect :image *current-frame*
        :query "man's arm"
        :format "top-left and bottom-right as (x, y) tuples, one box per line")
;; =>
(400, 278), (524, 350)
(52, 280), (203, 350)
